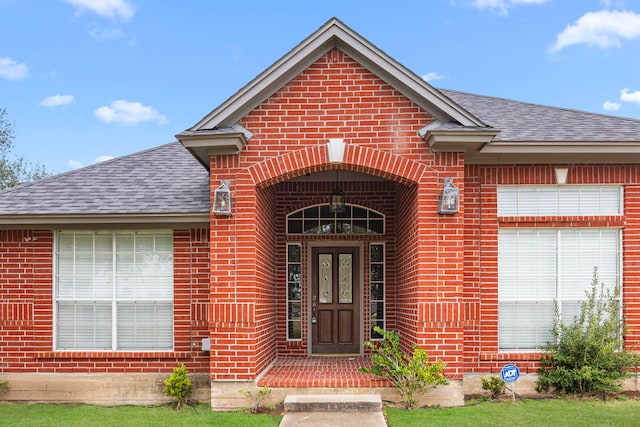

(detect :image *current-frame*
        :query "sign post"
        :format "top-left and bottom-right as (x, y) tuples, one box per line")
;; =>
(500, 363), (520, 401)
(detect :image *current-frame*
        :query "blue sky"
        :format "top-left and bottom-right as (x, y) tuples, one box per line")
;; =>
(1, 0), (640, 173)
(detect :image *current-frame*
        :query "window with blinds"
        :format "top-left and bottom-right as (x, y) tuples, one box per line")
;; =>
(55, 230), (174, 351)
(498, 228), (620, 350)
(497, 185), (623, 216)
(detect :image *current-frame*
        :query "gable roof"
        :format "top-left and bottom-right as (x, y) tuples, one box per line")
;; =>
(176, 18), (495, 166)
(443, 89), (640, 142)
(440, 89), (640, 163)
(188, 18), (486, 131)
(0, 142), (210, 225)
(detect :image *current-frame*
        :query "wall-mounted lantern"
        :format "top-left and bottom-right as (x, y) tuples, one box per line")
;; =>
(438, 178), (460, 214)
(212, 179), (232, 216)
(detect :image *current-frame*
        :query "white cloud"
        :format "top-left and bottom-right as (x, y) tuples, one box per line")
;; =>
(422, 72), (445, 82)
(621, 88), (640, 104)
(0, 57), (28, 80)
(67, 160), (84, 169)
(94, 155), (114, 163)
(67, 155), (114, 170)
(94, 100), (168, 125)
(468, 0), (547, 15)
(39, 94), (74, 108)
(603, 100), (621, 111)
(551, 10), (640, 52)
(64, 0), (134, 20)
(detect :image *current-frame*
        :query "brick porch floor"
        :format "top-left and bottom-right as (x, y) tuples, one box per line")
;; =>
(257, 356), (392, 388)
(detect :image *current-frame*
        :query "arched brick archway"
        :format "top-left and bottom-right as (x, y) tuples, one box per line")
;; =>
(247, 142), (428, 188)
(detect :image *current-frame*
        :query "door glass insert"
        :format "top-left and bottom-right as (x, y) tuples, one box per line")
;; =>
(319, 254), (333, 303)
(339, 253), (353, 304)
(370, 243), (385, 340)
(286, 243), (302, 340)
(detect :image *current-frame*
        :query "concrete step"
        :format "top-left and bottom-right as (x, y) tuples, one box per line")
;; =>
(279, 411), (387, 427)
(280, 394), (387, 427)
(283, 394), (382, 413)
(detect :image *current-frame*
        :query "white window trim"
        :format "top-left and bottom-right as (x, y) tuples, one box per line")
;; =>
(54, 230), (174, 352)
(498, 227), (622, 351)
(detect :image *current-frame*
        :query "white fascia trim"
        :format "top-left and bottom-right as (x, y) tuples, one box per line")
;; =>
(480, 140), (640, 154)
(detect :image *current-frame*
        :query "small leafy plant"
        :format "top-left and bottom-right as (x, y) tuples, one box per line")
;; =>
(0, 380), (9, 392)
(536, 268), (639, 399)
(481, 375), (505, 399)
(359, 326), (448, 409)
(163, 363), (192, 410)
(239, 385), (273, 414)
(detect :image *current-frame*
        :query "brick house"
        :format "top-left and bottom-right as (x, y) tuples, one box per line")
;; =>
(2, 18), (640, 407)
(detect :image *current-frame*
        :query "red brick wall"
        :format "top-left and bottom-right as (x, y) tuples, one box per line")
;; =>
(207, 47), (467, 378)
(0, 229), (210, 374)
(464, 164), (640, 375)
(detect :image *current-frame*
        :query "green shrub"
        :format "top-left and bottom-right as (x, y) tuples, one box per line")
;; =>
(536, 268), (639, 399)
(359, 326), (448, 409)
(481, 375), (505, 399)
(163, 363), (192, 410)
(0, 380), (9, 392)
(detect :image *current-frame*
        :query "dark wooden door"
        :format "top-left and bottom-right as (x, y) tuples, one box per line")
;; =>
(311, 247), (360, 354)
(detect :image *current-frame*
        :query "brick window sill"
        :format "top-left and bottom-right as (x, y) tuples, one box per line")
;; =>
(35, 351), (193, 360)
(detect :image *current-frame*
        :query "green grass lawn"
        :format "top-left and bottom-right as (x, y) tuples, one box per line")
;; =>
(2, 399), (640, 427)
(0, 403), (282, 427)
(386, 398), (640, 427)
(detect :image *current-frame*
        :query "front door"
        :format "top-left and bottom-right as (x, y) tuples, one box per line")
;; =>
(311, 246), (360, 354)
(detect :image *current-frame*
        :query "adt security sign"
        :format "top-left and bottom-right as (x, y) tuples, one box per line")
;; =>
(501, 363), (520, 383)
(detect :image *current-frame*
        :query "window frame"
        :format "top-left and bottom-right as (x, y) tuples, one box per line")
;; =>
(497, 227), (622, 351)
(54, 230), (175, 352)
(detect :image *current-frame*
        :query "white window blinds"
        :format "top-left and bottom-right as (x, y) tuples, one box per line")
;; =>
(55, 230), (174, 351)
(498, 228), (620, 350)
(497, 186), (622, 216)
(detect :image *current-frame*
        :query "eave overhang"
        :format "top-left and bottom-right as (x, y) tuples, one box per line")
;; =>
(467, 140), (640, 164)
(0, 213), (210, 229)
(176, 126), (250, 167)
(423, 128), (500, 155)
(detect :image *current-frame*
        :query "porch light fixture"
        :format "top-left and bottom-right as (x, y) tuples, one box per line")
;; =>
(438, 178), (460, 214)
(213, 179), (232, 216)
(328, 169), (346, 214)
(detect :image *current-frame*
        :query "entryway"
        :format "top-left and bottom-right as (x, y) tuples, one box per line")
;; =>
(311, 246), (360, 355)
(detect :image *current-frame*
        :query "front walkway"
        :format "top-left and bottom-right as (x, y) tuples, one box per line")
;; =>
(257, 356), (391, 388)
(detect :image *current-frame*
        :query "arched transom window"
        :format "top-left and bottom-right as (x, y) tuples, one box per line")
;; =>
(287, 204), (384, 235)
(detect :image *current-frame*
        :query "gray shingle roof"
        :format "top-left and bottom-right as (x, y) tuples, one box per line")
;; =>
(441, 89), (640, 142)
(3, 87), (640, 220)
(0, 142), (210, 216)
